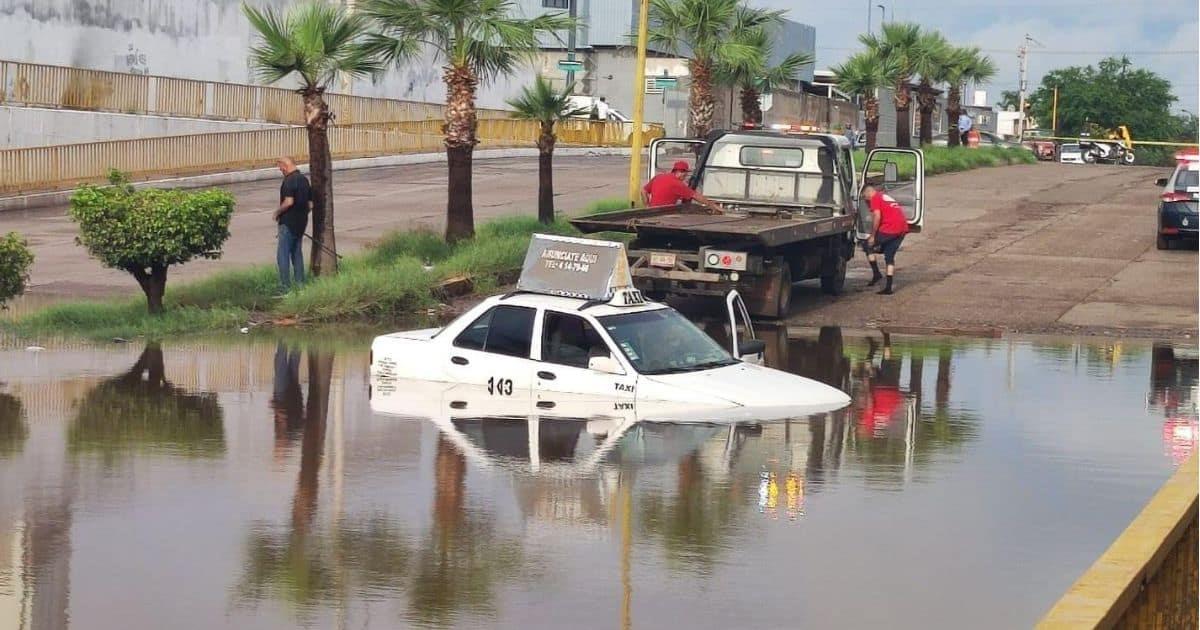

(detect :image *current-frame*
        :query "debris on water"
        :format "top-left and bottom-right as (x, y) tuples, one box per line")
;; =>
(239, 327), (250, 334)
(112, 337), (128, 344)
(25, 346), (45, 352)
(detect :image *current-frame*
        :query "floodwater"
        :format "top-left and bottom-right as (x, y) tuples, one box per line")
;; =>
(0, 329), (1194, 629)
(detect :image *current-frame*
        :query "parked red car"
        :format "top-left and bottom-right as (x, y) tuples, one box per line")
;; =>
(1022, 138), (1057, 160)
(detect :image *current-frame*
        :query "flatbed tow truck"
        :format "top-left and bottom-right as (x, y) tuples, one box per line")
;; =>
(571, 131), (926, 318)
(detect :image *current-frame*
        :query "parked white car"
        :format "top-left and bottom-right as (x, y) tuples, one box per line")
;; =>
(1059, 143), (1086, 164)
(369, 235), (851, 421)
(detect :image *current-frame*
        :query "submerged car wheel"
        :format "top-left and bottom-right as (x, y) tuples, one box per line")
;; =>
(1157, 234), (1171, 250)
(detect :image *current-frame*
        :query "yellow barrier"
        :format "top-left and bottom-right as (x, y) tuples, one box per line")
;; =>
(1038, 452), (1198, 629)
(0, 119), (638, 196)
(0, 59), (512, 124)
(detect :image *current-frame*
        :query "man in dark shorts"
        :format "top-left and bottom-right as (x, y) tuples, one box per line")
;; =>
(863, 185), (908, 295)
(642, 160), (723, 213)
(274, 157), (312, 291)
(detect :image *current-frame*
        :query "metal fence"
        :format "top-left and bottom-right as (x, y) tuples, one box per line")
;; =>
(0, 59), (512, 125)
(0, 119), (635, 195)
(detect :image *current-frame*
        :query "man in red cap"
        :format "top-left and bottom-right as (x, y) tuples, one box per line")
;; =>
(642, 160), (723, 213)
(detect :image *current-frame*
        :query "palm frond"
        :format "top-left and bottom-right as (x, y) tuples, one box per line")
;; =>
(506, 76), (586, 122)
(243, 1), (374, 89)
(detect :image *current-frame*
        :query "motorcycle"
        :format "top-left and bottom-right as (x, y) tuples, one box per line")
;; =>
(1079, 135), (1136, 165)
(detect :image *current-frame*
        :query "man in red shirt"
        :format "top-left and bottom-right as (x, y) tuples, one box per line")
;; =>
(642, 160), (723, 213)
(863, 185), (909, 295)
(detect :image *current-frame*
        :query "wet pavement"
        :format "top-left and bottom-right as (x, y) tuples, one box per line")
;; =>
(0, 329), (1195, 629)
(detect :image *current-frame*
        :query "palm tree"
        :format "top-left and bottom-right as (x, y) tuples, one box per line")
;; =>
(913, 30), (950, 146)
(860, 22), (923, 149)
(506, 76), (588, 224)
(244, 2), (382, 276)
(944, 47), (996, 147)
(650, 0), (784, 138)
(716, 26), (813, 127)
(364, 0), (572, 243)
(831, 51), (897, 152)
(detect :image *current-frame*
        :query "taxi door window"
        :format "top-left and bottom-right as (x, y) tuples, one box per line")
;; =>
(453, 305), (535, 358)
(541, 311), (611, 368)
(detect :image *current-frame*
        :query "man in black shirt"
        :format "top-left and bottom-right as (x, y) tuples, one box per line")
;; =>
(274, 157), (312, 291)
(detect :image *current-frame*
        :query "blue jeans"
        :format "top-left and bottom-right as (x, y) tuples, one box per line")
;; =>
(277, 224), (305, 290)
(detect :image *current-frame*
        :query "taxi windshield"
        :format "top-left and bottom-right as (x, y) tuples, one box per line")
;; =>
(598, 309), (736, 375)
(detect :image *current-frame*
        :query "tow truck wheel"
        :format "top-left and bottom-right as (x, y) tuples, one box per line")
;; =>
(820, 251), (847, 295)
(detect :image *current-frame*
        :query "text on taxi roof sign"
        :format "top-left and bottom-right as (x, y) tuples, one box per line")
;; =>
(518, 234), (633, 301)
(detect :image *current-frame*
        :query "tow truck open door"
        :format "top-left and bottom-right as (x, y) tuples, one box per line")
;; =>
(648, 137), (706, 182)
(726, 290), (764, 365)
(859, 148), (926, 233)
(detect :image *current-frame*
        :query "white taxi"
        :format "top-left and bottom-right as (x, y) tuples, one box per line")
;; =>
(369, 234), (851, 419)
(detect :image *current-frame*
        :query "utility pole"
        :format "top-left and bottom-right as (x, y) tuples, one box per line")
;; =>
(566, 0), (578, 90)
(626, 0), (651, 205)
(866, 1), (872, 34)
(1016, 34), (1043, 141)
(1051, 85), (1058, 136)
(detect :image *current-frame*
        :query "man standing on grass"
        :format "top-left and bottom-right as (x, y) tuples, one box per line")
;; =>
(274, 157), (312, 292)
(863, 185), (908, 295)
(958, 112), (973, 146)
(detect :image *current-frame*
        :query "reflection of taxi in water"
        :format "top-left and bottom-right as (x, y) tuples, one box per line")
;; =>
(370, 235), (850, 417)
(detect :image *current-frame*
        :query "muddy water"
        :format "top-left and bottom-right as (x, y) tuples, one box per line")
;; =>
(0, 331), (1193, 629)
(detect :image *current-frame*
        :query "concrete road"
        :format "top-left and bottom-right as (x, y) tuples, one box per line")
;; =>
(785, 162), (1197, 337)
(2, 155), (631, 298)
(2, 157), (1195, 337)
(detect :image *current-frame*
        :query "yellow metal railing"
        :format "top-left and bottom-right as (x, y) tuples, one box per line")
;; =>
(0, 119), (637, 195)
(0, 59), (513, 124)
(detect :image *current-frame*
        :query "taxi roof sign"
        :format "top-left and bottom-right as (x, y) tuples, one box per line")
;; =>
(517, 234), (634, 301)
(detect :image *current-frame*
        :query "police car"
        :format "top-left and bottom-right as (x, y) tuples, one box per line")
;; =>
(369, 234), (851, 420)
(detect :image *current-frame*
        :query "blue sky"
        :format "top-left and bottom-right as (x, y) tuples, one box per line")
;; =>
(759, 0), (1200, 115)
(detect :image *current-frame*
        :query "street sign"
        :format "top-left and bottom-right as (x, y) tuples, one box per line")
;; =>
(557, 59), (584, 72)
(654, 77), (677, 88)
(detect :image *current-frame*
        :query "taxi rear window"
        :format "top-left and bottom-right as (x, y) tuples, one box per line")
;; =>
(740, 146), (804, 168)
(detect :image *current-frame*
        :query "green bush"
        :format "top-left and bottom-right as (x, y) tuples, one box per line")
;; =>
(0, 232), (34, 307)
(69, 174), (235, 314)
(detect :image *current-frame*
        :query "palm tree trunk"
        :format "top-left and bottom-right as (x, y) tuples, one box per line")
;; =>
(864, 96), (880, 152)
(444, 64), (479, 243)
(303, 88), (337, 276)
(947, 85), (962, 148)
(894, 82), (912, 149)
(689, 59), (716, 138)
(537, 123), (556, 225)
(739, 86), (762, 126)
(917, 80), (935, 146)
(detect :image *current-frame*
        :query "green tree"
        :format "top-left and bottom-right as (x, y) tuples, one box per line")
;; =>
(1027, 57), (1178, 140)
(997, 90), (1020, 111)
(364, 0), (573, 243)
(68, 174), (235, 314)
(861, 22), (925, 148)
(650, 0), (783, 138)
(506, 76), (588, 225)
(913, 30), (950, 146)
(831, 50), (898, 151)
(943, 47), (996, 147)
(0, 232), (33, 307)
(244, 1), (382, 275)
(716, 25), (813, 127)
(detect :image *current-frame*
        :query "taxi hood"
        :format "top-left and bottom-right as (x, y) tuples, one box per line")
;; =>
(640, 362), (850, 416)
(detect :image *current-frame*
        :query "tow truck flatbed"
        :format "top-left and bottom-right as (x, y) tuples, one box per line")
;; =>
(571, 204), (856, 248)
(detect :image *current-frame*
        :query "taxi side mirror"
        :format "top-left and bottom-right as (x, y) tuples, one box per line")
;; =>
(738, 339), (766, 358)
(1155, 177), (1169, 187)
(589, 355), (624, 375)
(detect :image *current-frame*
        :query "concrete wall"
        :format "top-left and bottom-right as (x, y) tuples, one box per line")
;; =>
(0, 105), (282, 148)
(0, 0), (535, 111)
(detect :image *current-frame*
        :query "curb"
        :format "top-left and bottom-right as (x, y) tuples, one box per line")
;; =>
(0, 146), (634, 213)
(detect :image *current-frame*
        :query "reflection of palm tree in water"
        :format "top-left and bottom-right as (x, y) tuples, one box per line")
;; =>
(0, 390), (27, 457)
(291, 352), (333, 536)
